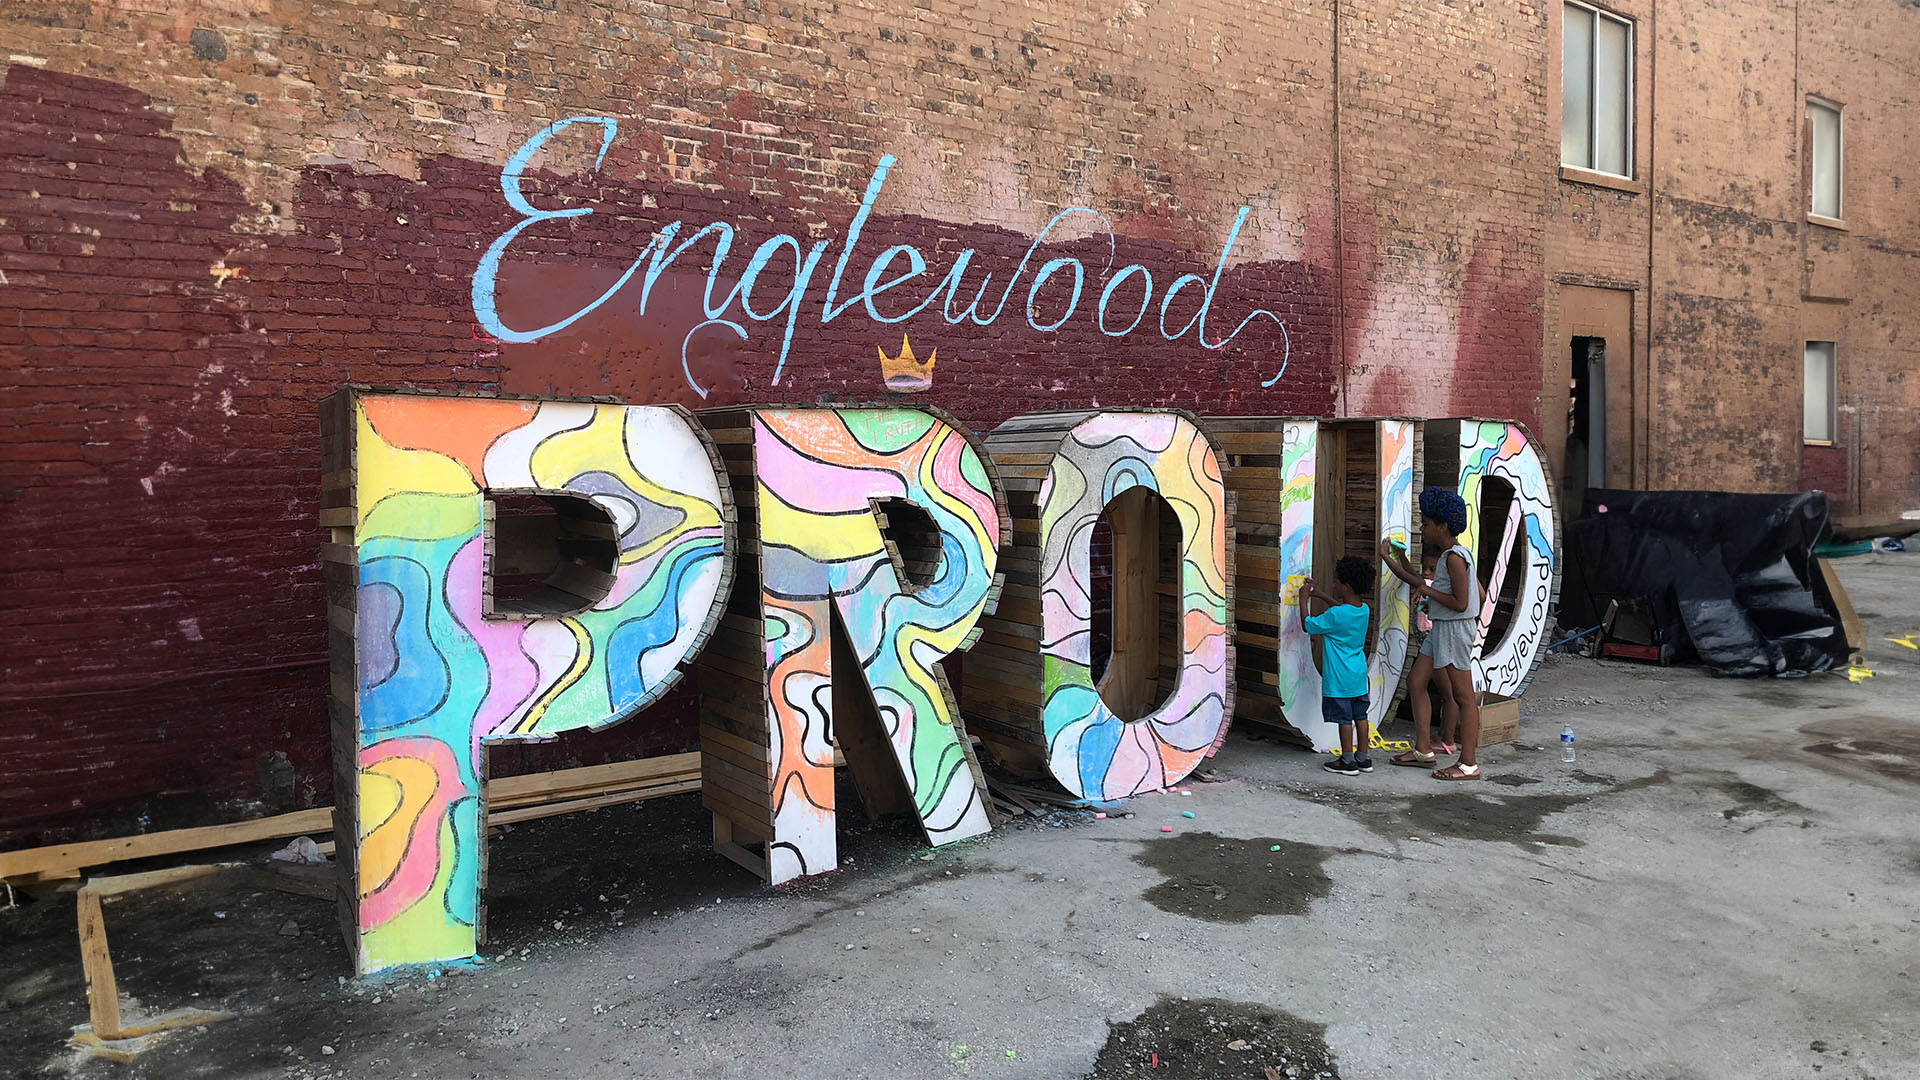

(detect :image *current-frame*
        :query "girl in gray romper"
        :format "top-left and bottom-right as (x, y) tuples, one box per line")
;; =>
(1378, 487), (1486, 780)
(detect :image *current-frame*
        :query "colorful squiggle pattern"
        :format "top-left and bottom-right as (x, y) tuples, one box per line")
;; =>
(1365, 420), (1417, 729)
(348, 395), (728, 972)
(1037, 413), (1232, 799)
(1455, 421), (1557, 697)
(1271, 420), (1332, 746)
(753, 409), (1001, 883)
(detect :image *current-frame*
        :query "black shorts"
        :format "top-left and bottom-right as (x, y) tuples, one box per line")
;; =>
(1322, 694), (1369, 727)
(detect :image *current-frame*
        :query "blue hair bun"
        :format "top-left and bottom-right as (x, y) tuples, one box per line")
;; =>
(1419, 487), (1469, 533)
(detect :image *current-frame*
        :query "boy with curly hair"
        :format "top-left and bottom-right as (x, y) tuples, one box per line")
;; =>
(1300, 554), (1377, 775)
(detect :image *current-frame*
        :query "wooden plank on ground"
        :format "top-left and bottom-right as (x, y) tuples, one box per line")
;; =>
(1813, 557), (1866, 658)
(0, 809), (335, 882)
(2, 755), (706, 883)
(77, 889), (121, 1040)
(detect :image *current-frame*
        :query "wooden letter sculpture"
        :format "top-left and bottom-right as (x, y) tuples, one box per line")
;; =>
(320, 391), (732, 973)
(694, 407), (1005, 883)
(965, 411), (1234, 800)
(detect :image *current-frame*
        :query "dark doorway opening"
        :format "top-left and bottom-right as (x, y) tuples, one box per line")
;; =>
(1568, 335), (1607, 506)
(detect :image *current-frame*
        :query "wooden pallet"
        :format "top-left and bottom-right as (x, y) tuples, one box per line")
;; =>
(690, 408), (778, 879)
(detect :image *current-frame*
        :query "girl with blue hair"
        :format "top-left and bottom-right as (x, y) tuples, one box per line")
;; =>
(1378, 486), (1485, 780)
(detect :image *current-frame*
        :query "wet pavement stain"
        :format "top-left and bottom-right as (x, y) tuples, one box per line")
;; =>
(1801, 735), (1919, 785)
(1303, 771), (1671, 853)
(1487, 774), (1543, 786)
(1715, 779), (1814, 827)
(1086, 996), (1339, 1080)
(1132, 832), (1340, 922)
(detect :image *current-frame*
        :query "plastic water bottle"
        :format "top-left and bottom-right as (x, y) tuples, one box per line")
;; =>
(1561, 725), (1577, 763)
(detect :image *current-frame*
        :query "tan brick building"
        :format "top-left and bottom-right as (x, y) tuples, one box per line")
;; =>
(1542, 0), (1920, 522)
(1, 0), (1913, 841)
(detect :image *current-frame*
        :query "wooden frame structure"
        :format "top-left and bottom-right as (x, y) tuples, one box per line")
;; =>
(71, 865), (237, 1061)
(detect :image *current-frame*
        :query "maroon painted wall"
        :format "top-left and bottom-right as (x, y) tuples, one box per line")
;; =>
(1, 0), (1556, 846)
(0, 67), (1348, 845)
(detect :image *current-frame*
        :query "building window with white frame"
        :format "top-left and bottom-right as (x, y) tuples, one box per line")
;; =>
(1804, 341), (1837, 444)
(1808, 98), (1843, 220)
(1562, 2), (1633, 177)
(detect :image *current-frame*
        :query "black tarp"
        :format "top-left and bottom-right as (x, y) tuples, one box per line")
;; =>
(1560, 490), (1848, 677)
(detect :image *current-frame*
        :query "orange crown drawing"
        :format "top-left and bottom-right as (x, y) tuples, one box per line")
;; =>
(878, 334), (937, 393)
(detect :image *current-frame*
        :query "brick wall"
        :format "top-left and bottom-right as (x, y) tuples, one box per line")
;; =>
(0, 0), (1572, 845)
(1538, 0), (1920, 518)
(1792, 1), (1920, 517)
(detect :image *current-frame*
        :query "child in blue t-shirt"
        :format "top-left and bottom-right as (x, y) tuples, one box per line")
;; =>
(1300, 555), (1377, 775)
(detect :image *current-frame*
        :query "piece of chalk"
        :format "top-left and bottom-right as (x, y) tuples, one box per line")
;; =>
(1160, 825), (1173, 832)
(1094, 812), (1107, 819)
(1269, 845), (1282, 852)
(1181, 810), (1196, 819)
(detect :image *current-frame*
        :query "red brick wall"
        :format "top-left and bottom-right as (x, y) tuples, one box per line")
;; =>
(0, 0), (1552, 845)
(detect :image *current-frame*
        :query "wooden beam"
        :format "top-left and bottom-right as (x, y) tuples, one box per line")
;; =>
(75, 866), (239, 1055)
(1, 754), (704, 883)
(1813, 557), (1866, 659)
(487, 753), (701, 810)
(76, 889), (121, 1041)
(710, 814), (769, 881)
(487, 779), (701, 826)
(0, 809), (334, 883)
(85, 864), (228, 898)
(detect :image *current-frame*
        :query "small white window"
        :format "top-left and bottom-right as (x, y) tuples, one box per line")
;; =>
(1563, 3), (1633, 176)
(1808, 98), (1843, 219)
(1804, 341), (1836, 443)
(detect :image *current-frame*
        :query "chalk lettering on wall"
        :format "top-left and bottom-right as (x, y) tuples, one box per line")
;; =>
(471, 117), (1292, 395)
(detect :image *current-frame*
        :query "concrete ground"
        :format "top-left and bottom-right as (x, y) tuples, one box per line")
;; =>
(3, 555), (1915, 1080)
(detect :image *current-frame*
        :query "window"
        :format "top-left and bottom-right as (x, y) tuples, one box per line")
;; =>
(1808, 98), (1843, 220)
(1804, 341), (1836, 444)
(1562, 2), (1633, 177)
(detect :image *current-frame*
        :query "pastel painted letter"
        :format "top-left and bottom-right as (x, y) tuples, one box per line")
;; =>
(695, 407), (1003, 883)
(1452, 419), (1559, 698)
(321, 391), (732, 974)
(967, 411), (1233, 800)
